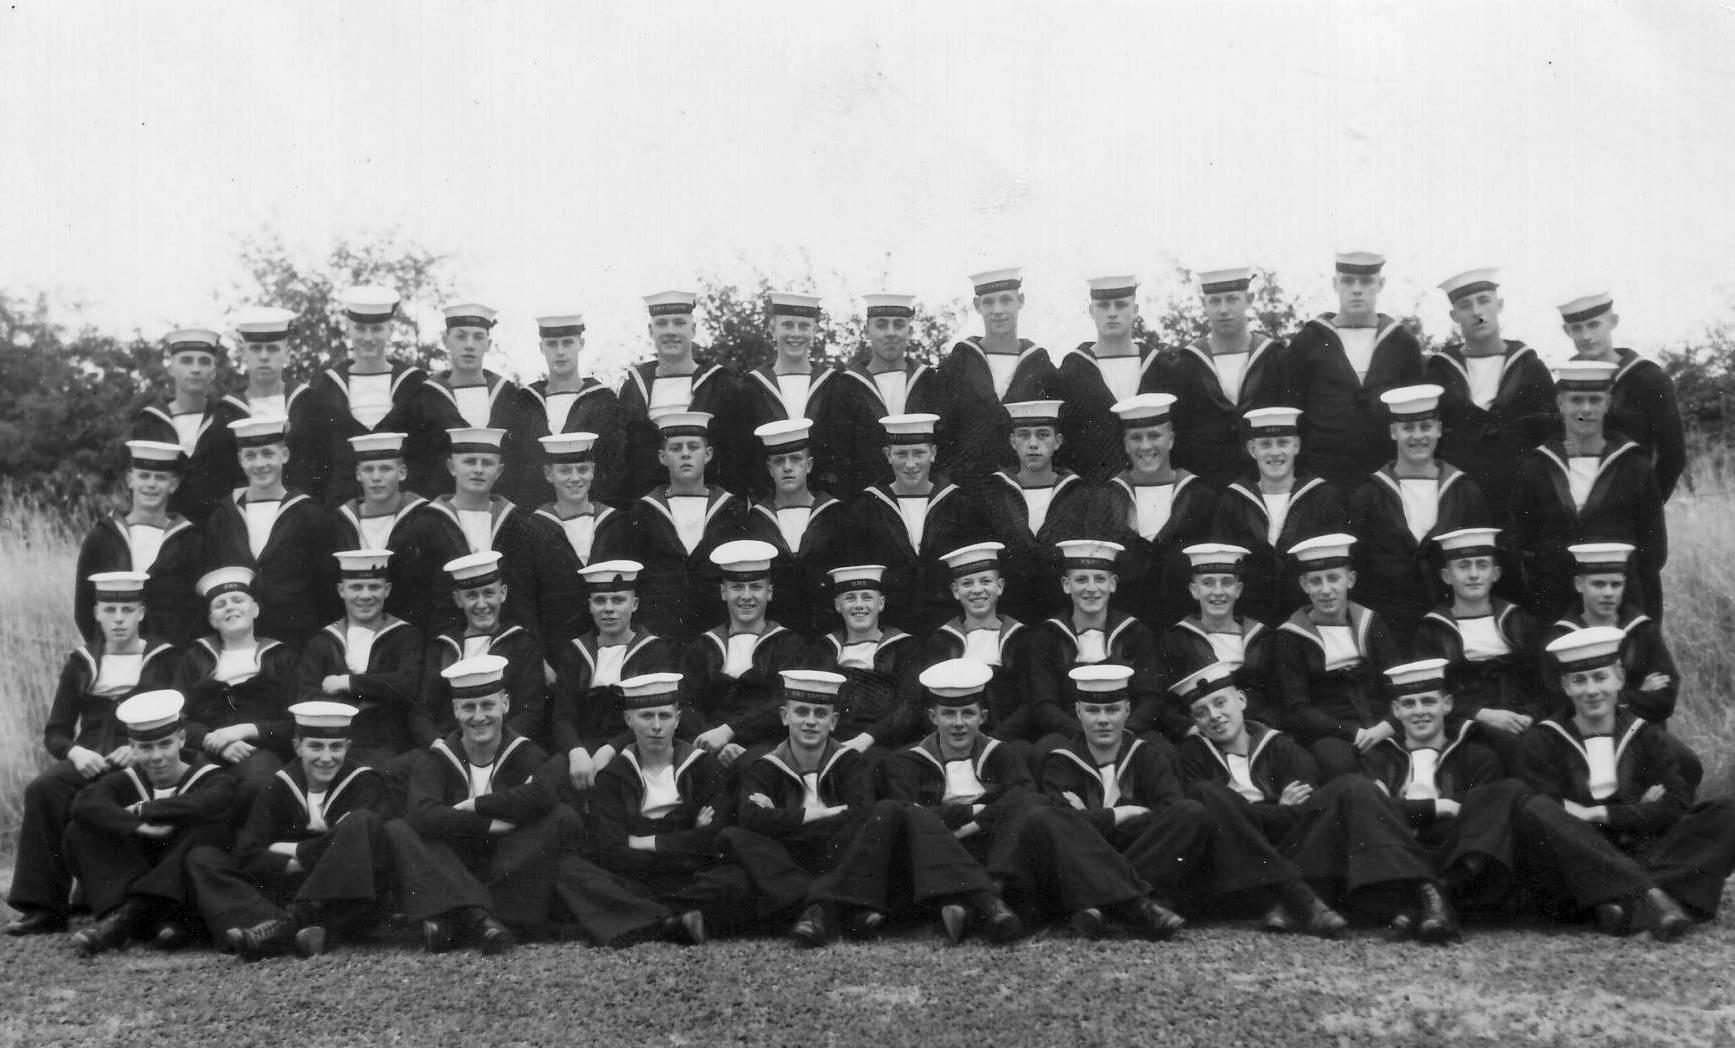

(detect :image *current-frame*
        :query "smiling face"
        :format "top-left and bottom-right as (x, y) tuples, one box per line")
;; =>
(588, 589), (637, 636)
(339, 578), (390, 625)
(1389, 419), (1440, 467)
(345, 318), (392, 365)
(865, 316), (911, 365)
(127, 467), (181, 514)
(295, 735), (351, 790)
(1189, 687), (1247, 747)
(454, 581), (506, 634)
(659, 436), (712, 485)
(781, 699), (838, 751)
(207, 590), (260, 639)
(834, 587), (884, 635)
(1440, 555), (1500, 602)
(771, 314), (816, 362)
(767, 449), (812, 497)
(625, 703), (680, 754)
(1562, 664), (1624, 723)
(1062, 567), (1117, 616)
(1299, 566), (1354, 616)
(239, 442), (289, 490)
(1188, 571), (1243, 618)
(544, 461), (594, 504)
(648, 313), (695, 361)
(133, 730), (188, 787)
(1089, 295), (1138, 339)
(447, 451), (503, 498)
(884, 443), (934, 487)
(1574, 571), (1627, 620)
(721, 578), (771, 628)
(973, 290), (1023, 337)
(950, 568), (1005, 617)
(1203, 289), (1251, 337)
(1558, 390), (1609, 442)
(453, 692), (509, 749)
(929, 702), (985, 758)
(443, 325), (491, 376)
(355, 458), (406, 502)
(1010, 424), (1061, 473)
(540, 333), (584, 381)
(1246, 435), (1299, 483)
(1076, 698), (1129, 749)
(1449, 290), (1502, 343)
(1333, 272), (1384, 322)
(239, 340), (288, 388)
(166, 349), (217, 396)
(1393, 689), (1451, 746)
(1123, 423), (1174, 475)
(1563, 311), (1619, 359)
(94, 600), (144, 648)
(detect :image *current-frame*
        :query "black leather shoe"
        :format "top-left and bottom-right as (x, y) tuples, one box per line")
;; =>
(1636, 888), (1690, 944)
(661, 909), (707, 946)
(1283, 884), (1349, 940)
(1416, 883), (1459, 944)
(1593, 901), (1630, 936)
(473, 914), (515, 956)
(975, 896), (1022, 945)
(1067, 907), (1106, 940)
(845, 909), (885, 941)
(227, 917), (293, 960)
(1120, 897), (1186, 942)
(1260, 902), (1296, 935)
(294, 925), (328, 958)
(72, 905), (137, 958)
(421, 917), (457, 954)
(5, 910), (68, 937)
(789, 904), (831, 949)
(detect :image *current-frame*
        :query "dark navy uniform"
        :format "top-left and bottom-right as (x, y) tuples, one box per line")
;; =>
(1425, 341), (1556, 521)
(203, 490), (339, 649)
(294, 619), (425, 766)
(616, 362), (744, 497)
(517, 502), (629, 654)
(1273, 603), (1401, 779)
(1346, 464), (1491, 642)
(130, 399), (248, 523)
(819, 360), (945, 497)
(845, 481), (984, 633)
(934, 337), (1060, 498)
(74, 513), (205, 648)
(1104, 470), (1217, 630)
(622, 487), (749, 642)
(287, 362), (427, 505)
(1287, 314), (1424, 492)
(507, 378), (625, 505)
(1209, 474), (1346, 625)
(1056, 342), (1174, 485)
(1162, 336), (1290, 483)
(398, 371), (523, 498)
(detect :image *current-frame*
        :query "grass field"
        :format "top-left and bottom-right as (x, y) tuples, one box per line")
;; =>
(4, 479), (1735, 1047)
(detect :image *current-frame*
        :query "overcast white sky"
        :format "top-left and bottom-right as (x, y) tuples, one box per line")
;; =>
(3, 0), (1733, 379)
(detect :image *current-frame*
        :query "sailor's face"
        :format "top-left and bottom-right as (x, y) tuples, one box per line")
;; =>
(296, 736), (350, 788)
(134, 731), (186, 783)
(951, 569), (1004, 616)
(1333, 272), (1383, 317)
(722, 579), (771, 626)
(1393, 690), (1451, 742)
(1076, 699), (1129, 747)
(1449, 291), (1502, 341)
(1123, 424), (1173, 473)
(1189, 572), (1242, 616)
(781, 700), (837, 749)
(772, 314), (816, 359)
(1563, 312), (1619, 358)
(1246, 435), (1298, 481)
(1010, 425), (1060, 472)
(767, 450), (812, 495)
(239, 443), (289, 487)
(346, 319), (392, 360)
(448, 452), (503, 496)
(454, 581), (505, 633)
(834, 588), (884, 632)
(1063, 568), (1117, 614)
(1562, 664), (1623, 720)
(546, 461), (594, 503)
(340, 578), (390, 624)
(207, 590), (260, 635)
(540, 334), (583, 379)
(128, 467), (180, 511)
(1389, 419), (1440, 464)
(1441, 556), (1499, 601)
(1575, 572), (1627, 619)
(588, 590), (636, 633)
(974, 290), (1023, 336)
(444, 325), (491, 373)
(356, 458), (406, 500)
(1300, 567), (1353, 615)
(885, 444), (934, 485)
(648, 314), (695, 358)
(928, 702), (985, 754)
(1089, 295), (1138, 338)
(626, 704), (679, 752)
(239, 341), (287, 385)
(1190, 688), (1246, 744)
(659, 437), (712, 483)
(95, 601), (144, 646)
(1204, 290), (1250, 333)
(454, 694), (508, 747)
(1558, 390), (1609, 437)
(166, 349), (217, 394)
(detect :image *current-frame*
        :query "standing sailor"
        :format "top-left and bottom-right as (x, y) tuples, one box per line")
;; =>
(226, 307), (304, 421)
(820, 293), (945, 497)
(745, 419), (848, 635)
(1058, 275), (1173, 484)
(508, 312), (624, 505)
(74, 441), (206, 648)
(1103, 393), (1216, 630)
(739, 292), (838, 499)
(400, 302), (520, 497)
(518, 431), (628, 652)
(616, 290), (746, 497)
(1166, 266), (1291, 483)
(131, 327), (246, 523)
(1559, 289), (1686, 501)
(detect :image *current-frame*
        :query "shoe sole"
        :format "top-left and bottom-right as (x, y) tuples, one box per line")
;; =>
(295, 927), (327, 959)
(940, 904), (968, 944)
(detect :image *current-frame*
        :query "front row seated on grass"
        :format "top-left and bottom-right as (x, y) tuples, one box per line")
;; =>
(20, 626), (1735, 957)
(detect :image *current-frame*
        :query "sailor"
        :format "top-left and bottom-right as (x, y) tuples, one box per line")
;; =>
(400, 302), (521, 497)
(130, 327), (246, 522)
(1057, 274), (1175, 484)
(507, 311), (625, 505)
(616, 290), (747, 497)
(1102, 393), (1216, 630)
(74, 440), (206, 647)
(1558, 289), (1686, 501)
(819, 292), (945, 497)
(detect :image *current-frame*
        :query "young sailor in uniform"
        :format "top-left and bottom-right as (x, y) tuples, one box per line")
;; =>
(518, 431), (629, 653)
(329, 432), (463, 634)
(925, 542), (1029, 740)
(400, 302), (521, 497)
(935, 268), (1060, 498)
(288, 286), (427, 505)
(420, 552), (548, 748)
(74, 440), (205, 648)
(131, 327), (245, 523)
(617, 290), (746, 497)
(507, 312), (623, 505)
(66, 690), (237, 956)
(1209, 407), (1346, 625)
(1159, 543), (1274, 723)
(226, 306), (303, 421)
(1425, 268), (1556, 523)
(846, 413), (984, 633)
(811, 565), (923, 760)
(1518, 629), (1735, 942)
(820, 292), (944, 496)
(739, 292), (837, 498)
(1057, 275), (1173, 484)
(1102, 393), (1216, 630)
(1166, 266), (1291, 484)
(6, 573), (179, 936)
(1287, 251), (1425, 495)
(745, 419), (848, 635)
(623, 410), (749, 641)
(425, 427), (537, 631)
(1274, 534), (1401, 780)
(206, 415), (337, 648)
(1346, 383), (1491, 642)
(1558, 289), (1686, 501)
(184, 700), (388, 960)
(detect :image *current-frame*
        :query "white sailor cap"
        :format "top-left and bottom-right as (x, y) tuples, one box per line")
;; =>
(117, 689), (187, 741)
(781, 669), (846, 703)
(536, 313), (587, 338)
(1071, 664), (1133, 698)
(828, 564), (886, 593)
(444, 550), (504, 590)
(1169, 662), (1239, 706)
(1288, 533), (1356, 571)
(540, 432), (598, 462)
(1568, 542), (1635, 574)
(620, 671), (684, 710)
(755, 418), (813, 454)
(442, 302), (498, 330)
(1553, 361), (1617, 392)
(1197, 266), (1254, 294)
(334, 549), (392, 579)
(1335, 251), (1386, 275)
(1385, 658), (1449, 696)
(1380, 384), (1444, 421)
(768, 291), (822, 318)
(348, 432), (407, 460)
(580, 559), (644, 592)
(341, 286), (400, 323)
(919, 658), (995, 705)
(1545, 626), (1626, 673)
(126, 439), (186, 472)
(1005, 400), (1064, 428)
(710, 539), (778, 580)
(880, 412), (940, 445)
(643, 290), (698, 316)
(196, 566), (256, 602)
(1057, 539), (1125, 572)
(164, 328), (222, 354)
(233, 306), (296, 343)
(652, 410), (712, 438)
(446, 427), (507, 454)
(1558, 291), (1615, 324)
(1436, 527), (1501, 560)
(1183, 543), (1251, 576)
(288, 700), (359, 737)
(442, 654), (508, 699)
(1087, 275), (1139, 301)
(941, 541), (1006, 578)
(1244, 406), (1302, 437)
(1112, 393), (1177, 429)
(969, 267), (1023, 296)
(90, 570), (150, 602)
(228, 415), (288, 447)
(1438, 268), (1500, 303)
(864, 293), (916, 318)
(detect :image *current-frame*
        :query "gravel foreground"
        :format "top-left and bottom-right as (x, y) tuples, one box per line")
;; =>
(6, 898), (1735, 1048)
